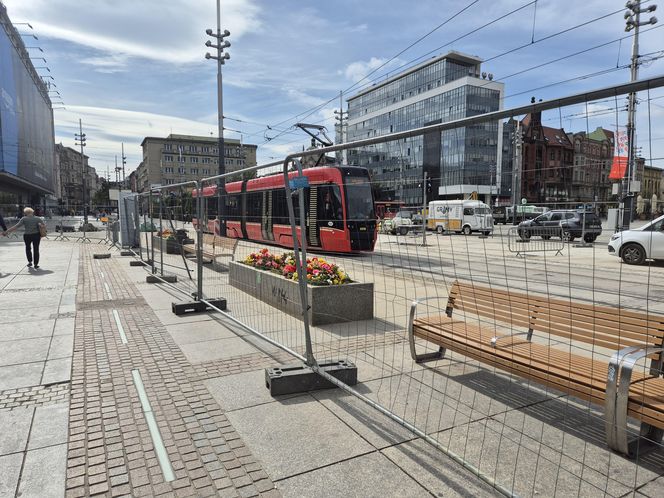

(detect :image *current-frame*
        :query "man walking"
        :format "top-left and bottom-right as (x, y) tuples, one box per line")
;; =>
(0, 211), (6, 233)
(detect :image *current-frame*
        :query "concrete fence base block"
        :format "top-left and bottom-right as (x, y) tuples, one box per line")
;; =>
(120, 250), (134, 256)
(93, 253), (111, 259)
(146, 275), (178, 284)
(129, 261), (148, 267)
(265, 360), (357, 396)
(171, 298), (226, 316)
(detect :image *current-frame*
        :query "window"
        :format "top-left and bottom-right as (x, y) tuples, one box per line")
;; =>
(202, 146), (210, 153)
(550, 213), (562, 221)
(202, 169), (210, 175)
(463, 208), (474, 216)
(178, 167), (185, 174)
(190, 168), (199, 174)
(163, 155), (173, 162)
(190, 157), (199, 163)
(202, 158), (211, 164)
(164, 167), (174, 173)
(179, 156), (186, 163)
(164, 144), (173, 151)
(188, 145), (197, 152)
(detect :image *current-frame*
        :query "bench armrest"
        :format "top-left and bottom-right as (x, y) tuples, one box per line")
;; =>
(408, 297), (448, 363)
(605, 345), (664, 454)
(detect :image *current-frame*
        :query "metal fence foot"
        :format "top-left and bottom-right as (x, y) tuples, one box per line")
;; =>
(265, 360), (357, 396)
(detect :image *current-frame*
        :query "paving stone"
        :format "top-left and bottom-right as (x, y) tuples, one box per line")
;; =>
(227, 395), (373, 480)
(0, 406), (33, 455)
(0, 453), (23, 497)
(17, 443), (67, 498)
(28, 401), (69, 449)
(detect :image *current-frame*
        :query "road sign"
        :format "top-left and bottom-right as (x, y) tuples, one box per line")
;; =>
(289, 176), (310, 189)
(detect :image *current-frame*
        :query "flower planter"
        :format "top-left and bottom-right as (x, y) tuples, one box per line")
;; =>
(229, 261), (373, 325)
(151, 236), (181, 254)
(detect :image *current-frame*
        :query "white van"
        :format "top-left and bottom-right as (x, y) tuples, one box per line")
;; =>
(427, 200), (493, 235)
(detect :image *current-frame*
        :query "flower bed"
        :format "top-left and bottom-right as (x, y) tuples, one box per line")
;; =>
(230, 249), (373, 325)
(242, 249), (352, 286)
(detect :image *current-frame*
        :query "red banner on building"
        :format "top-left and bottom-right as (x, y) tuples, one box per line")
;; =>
(608, 130), (628, 180)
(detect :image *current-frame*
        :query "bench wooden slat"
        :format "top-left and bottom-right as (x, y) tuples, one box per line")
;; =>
(455, 282), (664, 328)
(413, 319), (664, 426)
(452, 282), (664, 349)
(412, 280), (664, 439)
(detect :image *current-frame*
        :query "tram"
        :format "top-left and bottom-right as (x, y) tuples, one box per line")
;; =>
(193, 166), (377, 253)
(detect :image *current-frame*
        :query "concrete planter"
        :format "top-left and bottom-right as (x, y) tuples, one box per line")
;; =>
(151, 236), (181, 254)
(229, 261), (373, 325)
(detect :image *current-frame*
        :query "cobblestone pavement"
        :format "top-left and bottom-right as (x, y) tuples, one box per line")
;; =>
(66, 246), (278, 497)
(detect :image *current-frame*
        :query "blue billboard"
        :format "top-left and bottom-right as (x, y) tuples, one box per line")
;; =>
(0, 13), (55, 192)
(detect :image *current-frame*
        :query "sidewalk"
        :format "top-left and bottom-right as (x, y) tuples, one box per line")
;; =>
(0, 238), (495, 497)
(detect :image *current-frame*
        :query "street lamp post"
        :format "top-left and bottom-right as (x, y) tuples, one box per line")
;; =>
(74, 120), (88, 225)
(205, 1), (231, 237)
(622, 0), (658, 229)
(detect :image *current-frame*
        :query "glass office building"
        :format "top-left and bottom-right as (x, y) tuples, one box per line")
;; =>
(0, 1), (56, 207)
(346, 51), (504, 205)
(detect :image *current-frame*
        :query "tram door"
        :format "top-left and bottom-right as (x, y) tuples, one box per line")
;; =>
(261, 190), (274, 241)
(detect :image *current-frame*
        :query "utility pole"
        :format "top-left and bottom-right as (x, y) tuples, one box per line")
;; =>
(205, 1), (231, 236)
(334, 91), (348, 164)
(74, 119), (87, 225)
(421, 171), (429, 246)
(511, 120), (523, 224)
(622, 0), (658, 229)
(121, 142), (127, 189)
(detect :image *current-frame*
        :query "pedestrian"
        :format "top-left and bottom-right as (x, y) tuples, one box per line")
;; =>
(0, 210), (6, 233)
(2, 207), (46, 269)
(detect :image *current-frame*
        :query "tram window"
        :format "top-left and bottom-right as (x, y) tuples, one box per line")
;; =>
(203, 197), (217, 219)
(318, 185), (342, 221)
(224, 194), (241, 221)
(272, 188), (288, 225)
(246, 192), (262, 224)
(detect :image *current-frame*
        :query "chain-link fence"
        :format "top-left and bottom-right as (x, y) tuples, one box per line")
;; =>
(118, 75), (664, 496)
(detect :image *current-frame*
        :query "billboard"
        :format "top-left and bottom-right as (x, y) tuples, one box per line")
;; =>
(0, 16), (55, 192)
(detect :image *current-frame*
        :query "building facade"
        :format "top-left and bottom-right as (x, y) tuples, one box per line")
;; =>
(0, 1), (56, 210)
(346, 51), (504, 205)
(55, 144), (99, 213)
(568, 127), (614, 205)
(135, 134), (257, 192)
(641, 165), (664, 215)
(519, 112), (574, 205)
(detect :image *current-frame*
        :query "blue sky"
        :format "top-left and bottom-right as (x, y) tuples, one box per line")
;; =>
(5, 0), (664, 177)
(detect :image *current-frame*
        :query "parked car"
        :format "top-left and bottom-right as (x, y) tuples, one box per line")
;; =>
(492, 206), (508, 225)
(608, 214), (664, 265)
(385, 210), (423, 235)
(517, 210), (602, 242)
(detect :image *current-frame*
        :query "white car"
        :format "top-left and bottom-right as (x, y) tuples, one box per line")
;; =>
(608, 214), (664, 265)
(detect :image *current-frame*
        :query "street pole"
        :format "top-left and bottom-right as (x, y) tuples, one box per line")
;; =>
(75, 119), (87, 225)
(121, 142), (126, 189)
(205, 1), (231, 237)
(334, 91), (348, 164)
(511, 121), (522, 224)
(622, 0), (658, 229)
(422, 170), (427, 246)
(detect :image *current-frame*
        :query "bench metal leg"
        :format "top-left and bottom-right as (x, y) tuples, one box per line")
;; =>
(408, 300), (445, 364)
(606, 346), (664, 456)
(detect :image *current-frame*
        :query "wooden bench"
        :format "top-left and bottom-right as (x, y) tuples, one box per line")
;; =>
(408, 280), (664, 457)
(182, 233), (238, 263)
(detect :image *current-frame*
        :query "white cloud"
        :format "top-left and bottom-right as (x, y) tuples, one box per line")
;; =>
(54, 105), (218, 171)
(344, 57), (390, 83)
(3, 0), (261, 63)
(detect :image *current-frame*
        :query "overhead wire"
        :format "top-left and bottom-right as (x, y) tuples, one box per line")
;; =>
(256, 6), (635, 150)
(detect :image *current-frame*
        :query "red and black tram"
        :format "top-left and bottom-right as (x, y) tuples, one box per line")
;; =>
(194, 166), (377, 253)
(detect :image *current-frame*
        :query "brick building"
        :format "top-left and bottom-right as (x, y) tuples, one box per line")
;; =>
(520, 112), (574, 204)
(568, 127), (614, 205)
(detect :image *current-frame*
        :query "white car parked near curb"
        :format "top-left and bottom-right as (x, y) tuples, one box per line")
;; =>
(607, 214), (664, 265)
